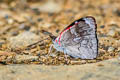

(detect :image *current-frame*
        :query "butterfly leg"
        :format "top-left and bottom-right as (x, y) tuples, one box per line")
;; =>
(64, 54), (69, 59)
(63, 49), (70, 64)
(64, 54), (70, 64)
(48, 44), (53, 54)
(47, 44), (57, 57)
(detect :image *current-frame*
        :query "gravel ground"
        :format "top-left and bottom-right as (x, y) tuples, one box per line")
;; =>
(0, 0), (120, 80)
(0, 0), (120, 65)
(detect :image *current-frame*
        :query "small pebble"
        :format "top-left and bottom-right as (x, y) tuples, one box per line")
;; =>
(25, 16), (35, 25)
(15, 55), (39, 62)
(11, 31), (19, 36)
(118, 47), (120, 51)
(108, 47), (115, 52)
(32, 8), (40, 15)
(4, 14), (9, 19)
(49, 53), (57, 57)
(114, 9), (120, 16)
(0, 21), (4, 26)
(100, 25), (105, 28)
(36, 1), (62, 13)
(48, 13), (54, 16)
(0, 42), (5, 47)
(43, 23), (53, 28)
(107, 29), (116, 37)
(98, 34), (107, 37)
(7, 19), (14, 24)
(19, 24), (25, 29)
(37, 18), (43, 22)
(19, 24), (30, 31)
(118, 51), (120, 60)
(71, 60), (86, 64)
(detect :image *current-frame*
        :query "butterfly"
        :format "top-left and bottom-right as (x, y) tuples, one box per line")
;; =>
(51, 16), (98, 59)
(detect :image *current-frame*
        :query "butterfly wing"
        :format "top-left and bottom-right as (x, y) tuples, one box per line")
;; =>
(54, 16), (98, 59)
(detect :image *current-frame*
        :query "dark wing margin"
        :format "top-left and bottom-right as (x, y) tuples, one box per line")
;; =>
(62, 16), (96, 32)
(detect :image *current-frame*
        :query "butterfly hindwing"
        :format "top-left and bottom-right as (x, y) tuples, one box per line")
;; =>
(53, 16), (98, 59)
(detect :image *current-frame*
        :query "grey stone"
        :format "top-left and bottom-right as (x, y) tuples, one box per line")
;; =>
(8, 31), (40, 49)
(107, 29), (116, 37)
(7, 19), (14, 24)
(108, 47), (115, 52)
(15, 55), (39, 62)
(31, 1), (62, 13)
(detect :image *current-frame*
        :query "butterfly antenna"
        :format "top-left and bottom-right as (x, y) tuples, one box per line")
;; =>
(26, 30), (56, 50)
(41, 30), (57, 55)
(27, 37), (50, 48)
(41, 30), (56, 40)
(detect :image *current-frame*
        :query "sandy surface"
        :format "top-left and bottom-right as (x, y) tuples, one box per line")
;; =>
(0, 58), (120, 80)
(0, 0), (120, 80)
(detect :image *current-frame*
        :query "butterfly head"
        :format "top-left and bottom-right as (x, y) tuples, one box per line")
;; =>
(53, 36), (61, 46)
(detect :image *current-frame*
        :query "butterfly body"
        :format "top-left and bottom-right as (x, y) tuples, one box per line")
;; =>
(52, 16), (98, 59)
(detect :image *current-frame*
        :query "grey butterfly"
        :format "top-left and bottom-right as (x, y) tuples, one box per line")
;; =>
(51, 16), (98, 59)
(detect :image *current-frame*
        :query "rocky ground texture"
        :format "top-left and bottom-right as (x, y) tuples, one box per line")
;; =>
(0, 0), (120, 79)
